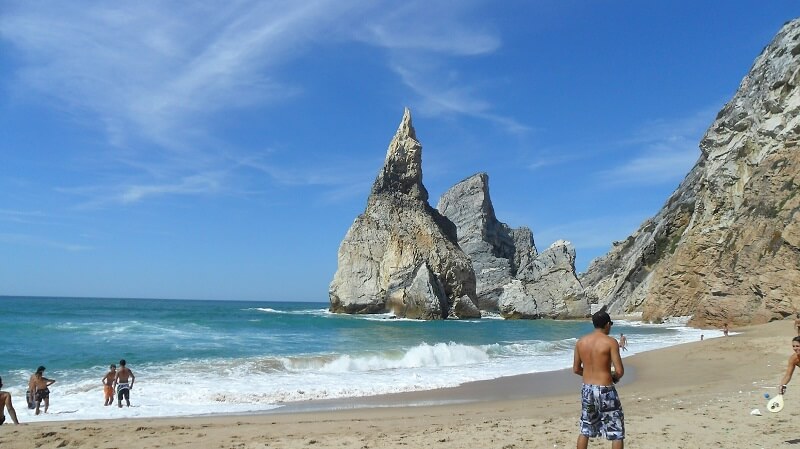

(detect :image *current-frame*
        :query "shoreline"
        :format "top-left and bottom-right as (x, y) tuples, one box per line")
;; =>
(1, 313), (697, 424)
(1, 319), (794, 448)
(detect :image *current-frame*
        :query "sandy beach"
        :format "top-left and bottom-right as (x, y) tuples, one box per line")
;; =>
(1, 319), (796, 448)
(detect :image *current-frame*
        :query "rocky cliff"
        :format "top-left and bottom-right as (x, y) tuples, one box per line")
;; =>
(581, 18), (800, 327)
(329, 108), (481, 319)
(438, 173), (588, 318)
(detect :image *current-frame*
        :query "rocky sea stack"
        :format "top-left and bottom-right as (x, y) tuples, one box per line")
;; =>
(329, 109), (586, 320)
(437, 173), (587, 319)
(329, 108), (480, 319)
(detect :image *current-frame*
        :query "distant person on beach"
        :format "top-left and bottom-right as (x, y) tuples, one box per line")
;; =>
(618, 334), (628, 352)
(723, 323), (729, 337)
(28, 366), (55, 415)
(102, 364), (117, 406)
(794, 313), (800, 336)
(0, 376), (20, 425)
(573, 306), (625, 449)
(115, 359), (135, 408)
(778, 335), (800, 395)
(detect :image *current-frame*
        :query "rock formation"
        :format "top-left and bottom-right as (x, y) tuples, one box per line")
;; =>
(329, 108), (481, 319)
(438, 173), (588, 318)
(581, 18), (800, 327)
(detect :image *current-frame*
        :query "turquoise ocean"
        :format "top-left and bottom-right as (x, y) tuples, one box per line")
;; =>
(0, 296), (718, 421)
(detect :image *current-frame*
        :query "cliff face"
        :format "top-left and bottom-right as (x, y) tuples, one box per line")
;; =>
(329, 108), (480, 319)
(581, 18), (800, 327)
(438, 173), (588, 319)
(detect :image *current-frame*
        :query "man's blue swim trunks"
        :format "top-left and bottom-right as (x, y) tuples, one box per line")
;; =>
(579, 383), (625, 440)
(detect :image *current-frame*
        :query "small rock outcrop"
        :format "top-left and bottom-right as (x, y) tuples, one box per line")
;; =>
(329, 109), (480, 319)
(506, 240), (587, 318)
(581, 18), (800, 327)
(438, 173), (588, 318)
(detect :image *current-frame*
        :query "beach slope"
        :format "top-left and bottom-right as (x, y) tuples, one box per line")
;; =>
(0, 320), (795, 448)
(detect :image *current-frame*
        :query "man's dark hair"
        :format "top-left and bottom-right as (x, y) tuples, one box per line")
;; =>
(793, 336), (800, 343)
(36, 366), (45, 373)
(592, 306), (612, 329)
(119, 359), (126, 366)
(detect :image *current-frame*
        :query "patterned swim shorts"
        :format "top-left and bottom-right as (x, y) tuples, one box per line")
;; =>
(34, 388), (50, 402)
(579, 383), (625, 440)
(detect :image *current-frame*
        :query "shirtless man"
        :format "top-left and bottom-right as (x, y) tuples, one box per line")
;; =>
(115, 359), (135, 408)
(573, 306), (625, 449)
(778, 335), (800, 395)
(102, 364), (116, 406)
(28, 366), (55, 415)
(618, 334), (628, 352)
(794, 313), (800, 336)
(0, 376), (20, 425)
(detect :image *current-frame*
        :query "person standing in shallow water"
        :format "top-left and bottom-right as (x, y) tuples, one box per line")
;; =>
(28, 366), (55, 415)
(102, 364), (116, 406)
(573, 306), (625, 449)
(618, 334), (628, 352)
(115, 359), (135, 408)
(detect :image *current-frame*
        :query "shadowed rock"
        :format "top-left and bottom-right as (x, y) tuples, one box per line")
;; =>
(438, 173), (588, 318)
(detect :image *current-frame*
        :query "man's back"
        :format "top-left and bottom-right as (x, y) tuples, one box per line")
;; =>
(117, 367), (132, 383)
(574, 307), (625, 448)
(575, 331), (622, 386)
(29, 375), (49, 391)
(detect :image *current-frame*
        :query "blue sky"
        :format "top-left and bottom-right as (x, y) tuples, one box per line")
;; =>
(1, 2), (797, 302)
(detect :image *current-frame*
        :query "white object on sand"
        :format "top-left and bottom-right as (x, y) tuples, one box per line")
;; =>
(750, 409), (762, 416)
(767, 394), (784, 413)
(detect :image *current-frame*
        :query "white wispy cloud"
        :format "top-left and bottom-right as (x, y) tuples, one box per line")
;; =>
(391, 63), (530, 134)
(0, 232), (91, 252)
(600, 147), (700, 185)
(0, 1), (346, 150)
(354, 0), (500, 56)
(0, 209), (46, 224)
(534, 214), (651, 252)
(118, 174), (224, 204)
(526, 152), (581, 171)
(597, 106), (718, 186)
(232, 152), (378, 203)
(0, 1), (523, 205)
(55, 171), (227, 207)
(349, 0), (528, 134)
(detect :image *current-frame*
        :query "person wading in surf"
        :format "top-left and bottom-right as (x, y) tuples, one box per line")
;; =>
(115, 359), (135, 408)
(102, 364), (117, 406)
(28, 366), (55, 415)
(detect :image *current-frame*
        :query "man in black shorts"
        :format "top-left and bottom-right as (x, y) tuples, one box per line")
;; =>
(115, 359), (135, 408)
(28, 366), (55, 415)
